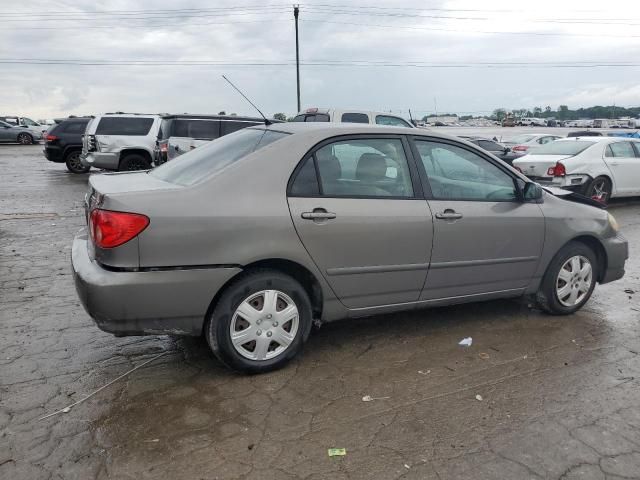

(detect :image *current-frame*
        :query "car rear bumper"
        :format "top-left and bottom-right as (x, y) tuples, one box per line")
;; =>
(601, 233), (628, 284)
(44, 146), (64, 162)
(71, 231), (242, 336)
(81, 152), (119, 170)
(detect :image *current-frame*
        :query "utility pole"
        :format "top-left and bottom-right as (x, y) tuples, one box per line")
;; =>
(294, 5), (301, 112)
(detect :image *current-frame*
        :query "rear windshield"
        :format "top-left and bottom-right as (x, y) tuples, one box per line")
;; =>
(508, 134), (536, 144)
(150, 128), (289, 186)
(95, 117), (154, 136)
(293, 113), (330, 122)
(531, 140), (595, 156)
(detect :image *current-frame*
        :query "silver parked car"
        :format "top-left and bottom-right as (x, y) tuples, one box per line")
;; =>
(0, 120), (43, 144)
(72, 123), (628, 373)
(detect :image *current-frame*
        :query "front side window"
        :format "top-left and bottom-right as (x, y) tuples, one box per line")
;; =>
(95, 117), (154, 136)
(22, 118), (38, 126)
(609, 142), (637, 158)
(150, 128), (288, 186)
(341, 113), (369, 124)
(414, 140), (517, 201)
(375, 115), (411, 127)
(291, 138), (414, 198)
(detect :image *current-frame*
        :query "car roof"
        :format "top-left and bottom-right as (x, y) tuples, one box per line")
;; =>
(251, 121), (463, 142)
(160, 114), (281, 122)
(296, 108), (408, 118)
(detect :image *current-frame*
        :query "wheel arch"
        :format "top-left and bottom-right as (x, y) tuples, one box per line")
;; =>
(202, 258), (324, 335)
(62, 145), (82, 160)
(118, 148), (153, 167)
(567, 235), (607, 282)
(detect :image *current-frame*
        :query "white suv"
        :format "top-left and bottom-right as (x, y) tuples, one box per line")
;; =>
(292, 108), (414, 128)
(513, 137), (640, 204)
(81, 113), (161, 171)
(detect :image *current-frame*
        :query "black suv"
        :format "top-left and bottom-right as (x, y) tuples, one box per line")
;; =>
(44, 117), (91, 173)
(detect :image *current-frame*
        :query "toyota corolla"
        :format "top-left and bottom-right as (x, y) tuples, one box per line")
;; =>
(72, 123), (628, 373)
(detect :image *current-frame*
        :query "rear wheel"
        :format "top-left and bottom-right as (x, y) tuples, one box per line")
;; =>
(17, 133), (33, 145)
(65, 150), (90, 173)
(584, 176), (612, 205)
(119, 154), (150, 171)
(536, 241), (598, 315)
(206, 270), (312, 373)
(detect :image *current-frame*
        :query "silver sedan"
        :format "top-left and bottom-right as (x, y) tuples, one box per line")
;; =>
(72, 123), (628, 373)
(0, 120), (42, 144)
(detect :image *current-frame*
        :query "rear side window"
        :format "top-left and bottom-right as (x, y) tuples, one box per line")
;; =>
(62, 122), (88, 134)
(95, 117), (154, 136)
(150, 128), (289, 186)
(375, 115), (411, 127)
(341, 113), (369, 124)
(608, 142), (637, 158)
(221, 121), (260, 136)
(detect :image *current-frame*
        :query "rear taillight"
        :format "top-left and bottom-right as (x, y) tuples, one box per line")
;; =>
(87, 134), (97, 152)
(89, 209), (149, 249)
(45, 134), (58, 142)
(160, 143), (168, 153)
(512, 145), (529, 152)
(547, 162), (566, 177)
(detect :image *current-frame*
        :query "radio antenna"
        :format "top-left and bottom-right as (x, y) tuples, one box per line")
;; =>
(222, 75), (271, 125)
(408, 108), (415, 126)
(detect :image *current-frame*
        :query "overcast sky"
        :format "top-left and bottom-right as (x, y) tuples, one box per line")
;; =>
(1, 0), (639, 120)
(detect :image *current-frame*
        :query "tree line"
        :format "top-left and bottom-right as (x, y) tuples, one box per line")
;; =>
(491, 105), (640, 121)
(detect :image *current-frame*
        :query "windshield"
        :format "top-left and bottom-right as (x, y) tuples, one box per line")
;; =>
(531, 140), (595, 156)
(150, 128), (289, 186)
(507, 134), (536, 144)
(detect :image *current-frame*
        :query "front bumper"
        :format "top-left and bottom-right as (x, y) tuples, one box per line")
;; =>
(71, 231), (242, 336)
(81, 152), (119, 170)
(601, 233), (628, 284)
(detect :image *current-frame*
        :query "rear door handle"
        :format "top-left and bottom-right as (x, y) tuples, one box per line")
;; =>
(301, 209), (336, 220)
(435, 210), (463, 220)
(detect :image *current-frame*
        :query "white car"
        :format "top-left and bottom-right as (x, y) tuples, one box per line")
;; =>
(504, 133), (563, 157)
(293, 108), (414, 128)
(513, 137), (640, 204)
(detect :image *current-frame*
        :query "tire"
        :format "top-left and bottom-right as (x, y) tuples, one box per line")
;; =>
(584, 176), (612, 205)
(17, 133), (33, 145)
(536, 241), (598, 315)
(205, 269), (313, 374)
(65, 150), (90, 174)
(119, 154), (150, 171)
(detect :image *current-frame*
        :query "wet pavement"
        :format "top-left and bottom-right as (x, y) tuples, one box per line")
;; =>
(1, 143), (640, 480)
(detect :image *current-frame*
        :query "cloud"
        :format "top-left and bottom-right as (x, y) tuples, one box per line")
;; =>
(1, 0), (639, 119)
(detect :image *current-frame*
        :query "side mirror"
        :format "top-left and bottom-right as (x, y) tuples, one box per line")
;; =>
(523, 182), (543, 201)
(504, 147), (511, 153)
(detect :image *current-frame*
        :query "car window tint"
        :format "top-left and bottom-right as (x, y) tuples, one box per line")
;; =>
(289, 157), (320, 196)
(415, 140), (517, 201)
(478, 140), (499, 151)
(341, 113), (369, 124)
(95, 117), (154, 136)
(188, 120), (220, 139)
(375, 115), (411, 127)
(313, 138), (413, 197)
(150, 128), (288, 186)
(609, 142), (636, 158)
(221, 121), (260, 136)
(63, 122), (87, 134)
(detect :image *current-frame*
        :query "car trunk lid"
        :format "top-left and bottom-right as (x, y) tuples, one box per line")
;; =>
(514, 154), (573, 179)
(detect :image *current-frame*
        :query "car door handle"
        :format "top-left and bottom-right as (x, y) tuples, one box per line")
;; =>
(609, 162), (620, 166)
(301, 210), (336, 220)
(435, 210), (463, 220)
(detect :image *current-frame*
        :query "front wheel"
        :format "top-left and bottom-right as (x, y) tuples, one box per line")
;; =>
(536, 241), (598, 315)
(17, 133), (33, 145)
(119, 154), (150, 171)
(205, 270), (313, 373)
(65, 151), (90, 173)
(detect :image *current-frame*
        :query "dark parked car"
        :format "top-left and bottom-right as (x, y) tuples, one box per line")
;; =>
(567, 130), (603, 138)
(460, 136), (518, 164)
(44, 117), (91, 173)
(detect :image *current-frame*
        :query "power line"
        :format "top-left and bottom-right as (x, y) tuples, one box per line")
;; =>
(302, 19), (640, 38)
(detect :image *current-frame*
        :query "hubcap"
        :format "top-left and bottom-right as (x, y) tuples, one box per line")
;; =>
(591, 180), (609, 203)
(18, 134), (31, 145)
(68, 153), (84, 171)
(556, 255), (593, 307)
(230, 290), (299, 361)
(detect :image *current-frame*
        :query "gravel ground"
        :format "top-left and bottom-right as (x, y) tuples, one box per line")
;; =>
(1, 143), (640, 480)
